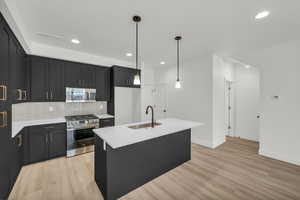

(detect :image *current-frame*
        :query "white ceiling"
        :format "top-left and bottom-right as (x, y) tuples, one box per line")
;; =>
(5, 0), (300, 67)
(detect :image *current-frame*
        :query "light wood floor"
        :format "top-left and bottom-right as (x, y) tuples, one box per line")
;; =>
(9, 137), (300, 200)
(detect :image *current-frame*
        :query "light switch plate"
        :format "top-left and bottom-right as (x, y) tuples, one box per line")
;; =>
(49, 106), (54, 112)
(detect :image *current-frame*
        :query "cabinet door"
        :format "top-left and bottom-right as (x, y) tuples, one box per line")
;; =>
(9, 36), (19, 102)
(0, 23), (9, 103)
(85, 66), (96, 88)
(64, 62), (81, 88)
(10, 132), (23, 190)
(30, 56), (48, 102)
(18, 49), (27, 102)
(96, 67), (110, 101)
(113, 66), (127, 87)
(48, 59), (65, 101)
(47, 124), (66, 159)
(100, 118), (115, 128)
(113, 66), (141, 88)
(28, 126), (48, 163)
(0, 104), (11, 199)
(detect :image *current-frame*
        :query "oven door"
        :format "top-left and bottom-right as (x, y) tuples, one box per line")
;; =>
(67, 128), (95, 157)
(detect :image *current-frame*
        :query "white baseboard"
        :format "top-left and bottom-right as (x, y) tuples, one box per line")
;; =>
(191, 137), (213, 148)
(259, 148), (300, 166)
(213, 136), (226, 148)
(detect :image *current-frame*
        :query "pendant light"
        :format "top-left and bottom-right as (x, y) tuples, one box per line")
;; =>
(175, 36), (182, 89)
(133, 15), (141, 85)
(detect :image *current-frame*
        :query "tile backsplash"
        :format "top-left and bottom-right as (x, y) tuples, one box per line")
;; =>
(12, 102), (107, 121)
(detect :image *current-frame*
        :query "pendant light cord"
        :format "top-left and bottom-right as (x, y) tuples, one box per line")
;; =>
(177, 39), (179, 81)
(136, 22), (138, 71)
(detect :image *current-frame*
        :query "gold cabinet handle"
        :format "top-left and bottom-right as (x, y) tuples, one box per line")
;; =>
(18, 134), (22, 147)
(17, 89), (22, 101)
(23, 90), (27, 101)
(0, 85), (7, 101)
(0, 111), (8, 128)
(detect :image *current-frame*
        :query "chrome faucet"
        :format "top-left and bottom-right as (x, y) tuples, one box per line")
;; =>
(146, 105), (154, 128)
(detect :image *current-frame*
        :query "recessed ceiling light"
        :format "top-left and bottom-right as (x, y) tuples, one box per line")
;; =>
(160, 61), (166, 65)
(245, 65), (251, 69)
(71, 39), (80, 44)
(255, 11), (270, 20)
(126, 53), (133, 57)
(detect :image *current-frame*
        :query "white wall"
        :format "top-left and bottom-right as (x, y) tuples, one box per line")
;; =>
(140, 67), (155, 121)
(238, 39), (300, 165)
(154, 56), (214, 148)
(234, 65), (260, 142)
(212, 56), (235, 147)
(12, 102), (107, 121)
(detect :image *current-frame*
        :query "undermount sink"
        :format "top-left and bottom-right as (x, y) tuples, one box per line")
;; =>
(128, 122), (162, 129)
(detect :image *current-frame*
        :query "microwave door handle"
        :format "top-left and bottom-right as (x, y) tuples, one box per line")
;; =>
(86, 91), (89, 100)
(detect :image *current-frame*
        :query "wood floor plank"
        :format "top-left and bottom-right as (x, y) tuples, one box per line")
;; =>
(9, 137), (300, 200)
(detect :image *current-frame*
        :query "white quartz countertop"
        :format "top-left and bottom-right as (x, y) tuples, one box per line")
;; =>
(11, 113), (114, 138)
(12, 118), (66, 138)
(93, 118), (203, 149)
(94, 114), (114, 119)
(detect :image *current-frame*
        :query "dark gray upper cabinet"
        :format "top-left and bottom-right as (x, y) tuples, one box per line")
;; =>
(32, 58), (111, 101)
(65, 62), (96, 89)
(112, 65), (141, 88)
(96, 67), (110, 101)
(48, 59), (65, 101)
(0, 20), (9, 103)
(64, 62), (81, 88)
(30, 56), (65, 102)
(9, 39), (27, 103)
(81, 65), (96, 88)
(30, 56), (48, 102)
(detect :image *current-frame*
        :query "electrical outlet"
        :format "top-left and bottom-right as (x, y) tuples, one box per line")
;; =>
(100, 104), (104, 110)
(49, 106), (54, 112)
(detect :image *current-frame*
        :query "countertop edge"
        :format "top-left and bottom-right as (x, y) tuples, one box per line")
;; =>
(94, 118), (203, 149)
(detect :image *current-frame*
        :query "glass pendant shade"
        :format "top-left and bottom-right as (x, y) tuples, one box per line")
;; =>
(175, 80), (181, 89)
(134, 74), (141, 85)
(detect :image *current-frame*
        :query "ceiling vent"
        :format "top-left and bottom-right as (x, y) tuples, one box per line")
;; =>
(36, 32), (64, 40)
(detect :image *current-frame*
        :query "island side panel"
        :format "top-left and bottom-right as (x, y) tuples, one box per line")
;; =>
(105, 129), (191, 200)
(95, 136), (107, 199)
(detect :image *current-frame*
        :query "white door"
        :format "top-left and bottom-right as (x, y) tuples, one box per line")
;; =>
(225, 80), (235, 137)
(234, 67), (260, 141)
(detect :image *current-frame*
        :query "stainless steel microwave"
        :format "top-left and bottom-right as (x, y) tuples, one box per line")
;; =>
(66, 87), (96, 103)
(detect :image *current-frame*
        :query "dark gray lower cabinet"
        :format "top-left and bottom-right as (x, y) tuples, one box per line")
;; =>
(48, 124), (67, 159)
(27, 123), (66, 164)
(28, 125), (48, 163)
(10, 131), (23, 190)
(100, 118), (115, 128)
(0, 104), (11, 200)
(95, 129), (191, 200)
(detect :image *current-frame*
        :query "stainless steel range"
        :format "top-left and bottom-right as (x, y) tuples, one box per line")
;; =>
(65, 114), (99, 157)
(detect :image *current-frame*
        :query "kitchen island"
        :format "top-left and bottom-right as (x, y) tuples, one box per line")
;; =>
(93, 118), (202, 200)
